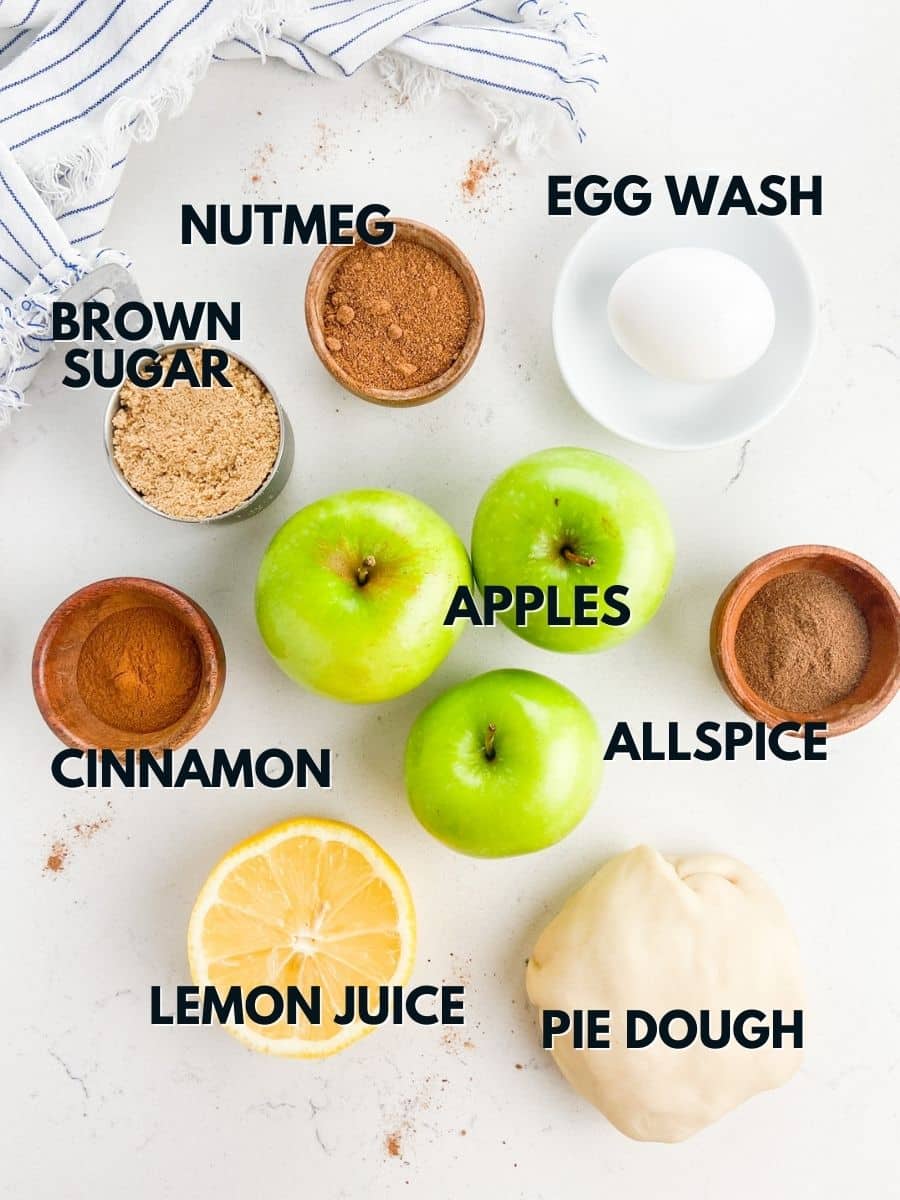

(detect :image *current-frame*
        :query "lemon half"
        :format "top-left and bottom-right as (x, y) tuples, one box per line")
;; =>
(188, 818), (416, 1058)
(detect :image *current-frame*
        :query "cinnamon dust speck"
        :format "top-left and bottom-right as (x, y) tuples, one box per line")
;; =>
(458, 150), (514, 219)
(461, 153), (497, 199)
(246, 142), (275, 189)
(313, 121), (335, 162)
(384, 1072), (444, 1161)
(439, 953), (476, 1057)
(44, 841), (68, 875)
(74, 818), (110, 841)
(299, 121), (338, 169)
(43, 814), (111, 876)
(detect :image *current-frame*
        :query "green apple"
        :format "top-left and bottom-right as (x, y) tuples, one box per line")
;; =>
(405, 668), (602, 857)
(471, 447), (674, 652)
(256, 490), (472, 702)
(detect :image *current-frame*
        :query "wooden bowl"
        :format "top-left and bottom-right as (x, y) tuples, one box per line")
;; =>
(305, 218), (485, 406)
(33, 577), (226, 754)
(710, 545), (900, 736)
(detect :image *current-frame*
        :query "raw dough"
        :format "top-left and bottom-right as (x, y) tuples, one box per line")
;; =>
(525, 846), (804, 1142)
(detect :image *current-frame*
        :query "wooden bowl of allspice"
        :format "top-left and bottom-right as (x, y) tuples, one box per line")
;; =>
(32, 577), (226, 754)
(305, 218), (485, 406)
(710, 545), (900, 737)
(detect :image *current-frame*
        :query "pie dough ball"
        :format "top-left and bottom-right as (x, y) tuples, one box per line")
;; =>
(525, 846), (804, 1142)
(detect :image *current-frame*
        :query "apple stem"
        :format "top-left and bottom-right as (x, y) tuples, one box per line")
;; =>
(484, 722), (497, 761)
(562, 546), (596, 568)
(356, 555), (376, 586)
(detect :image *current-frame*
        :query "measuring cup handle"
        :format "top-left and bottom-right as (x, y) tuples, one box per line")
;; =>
(60, 263), (145, 311)
(59, 264), (160, 381)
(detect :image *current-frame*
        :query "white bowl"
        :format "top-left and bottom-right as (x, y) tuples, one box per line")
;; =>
(552, 211), (816, 451)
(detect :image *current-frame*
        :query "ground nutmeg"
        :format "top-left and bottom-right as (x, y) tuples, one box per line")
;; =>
(734, 569), (870, 712)
(76, 606), (202, 734)
(320, 239), (471, 391)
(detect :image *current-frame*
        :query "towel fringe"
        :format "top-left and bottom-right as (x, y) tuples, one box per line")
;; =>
(377, 52), (563, 156)
(22, 0), (309, 213)
(531, 0), (598, 55)
(376, 2), (601, 152)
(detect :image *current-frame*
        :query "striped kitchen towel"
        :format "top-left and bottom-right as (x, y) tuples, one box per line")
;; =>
(0, 0), (605, 422)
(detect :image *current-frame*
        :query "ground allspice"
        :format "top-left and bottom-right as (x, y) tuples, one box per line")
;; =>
(322, 239), (470, 391)
(76, 607), (202, 733)
(735, 570), (870, 712)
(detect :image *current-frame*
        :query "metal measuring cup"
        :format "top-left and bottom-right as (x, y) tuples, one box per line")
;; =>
(61, 263), (294, 524)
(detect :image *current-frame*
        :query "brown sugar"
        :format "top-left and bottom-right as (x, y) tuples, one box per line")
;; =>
(321, 239), (471, 391)
(734, 570), (870, 712)
(76, 607), (202, 733)
(112, 347), (280, 520)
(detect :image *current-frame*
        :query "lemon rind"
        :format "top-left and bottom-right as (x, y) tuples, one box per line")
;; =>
(187, 817), (416, 1059)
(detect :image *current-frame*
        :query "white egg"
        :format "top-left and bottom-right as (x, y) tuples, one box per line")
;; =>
(606, 247), (776, 383)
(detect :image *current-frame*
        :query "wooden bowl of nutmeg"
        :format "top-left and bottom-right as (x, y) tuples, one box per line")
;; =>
(710, 545), (900, 736)
(305, 218), (485, 406)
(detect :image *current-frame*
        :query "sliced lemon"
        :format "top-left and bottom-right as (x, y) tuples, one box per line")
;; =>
(188, 818), (416, 1058)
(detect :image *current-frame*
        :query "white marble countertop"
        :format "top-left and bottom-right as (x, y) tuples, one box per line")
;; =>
(3, 2), (898, 1195)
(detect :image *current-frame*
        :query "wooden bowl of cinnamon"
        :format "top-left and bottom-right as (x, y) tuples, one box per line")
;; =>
(710, 545), (900, 736)
(305, 218), (485, 406)
(32, 577), (225, 754)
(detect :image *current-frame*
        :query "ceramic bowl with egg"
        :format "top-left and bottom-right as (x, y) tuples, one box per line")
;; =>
(553, 211), (816, 451)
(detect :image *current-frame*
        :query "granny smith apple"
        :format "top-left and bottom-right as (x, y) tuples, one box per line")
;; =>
(256, 490), (472, 702)
(471, 447), (674, 652)
(405, 668), (602, 857)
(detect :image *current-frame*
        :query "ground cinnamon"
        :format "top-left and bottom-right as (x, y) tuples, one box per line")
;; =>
(76, 607), (202, 733)
(735, 570), (870, 712)
(321, 239), (470, 391)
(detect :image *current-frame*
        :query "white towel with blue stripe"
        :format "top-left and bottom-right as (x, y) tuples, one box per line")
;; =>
(0, 0), (604, 422)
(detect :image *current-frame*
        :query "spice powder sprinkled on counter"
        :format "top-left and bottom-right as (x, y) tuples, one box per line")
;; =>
(112, 347), (280, 520)
(321, 240), (471, 391)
